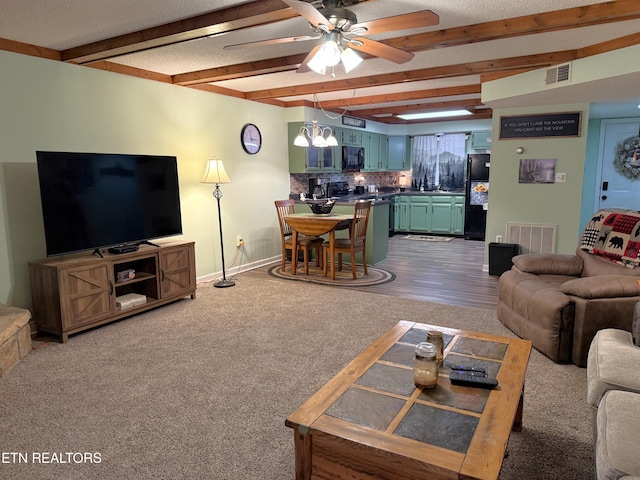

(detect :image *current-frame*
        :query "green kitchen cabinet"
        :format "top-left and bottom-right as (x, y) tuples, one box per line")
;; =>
(396, 196), (410, 232)
(409, 196), (430, 232)
(362, 132), (388, 171)
(387, 136), (411, 171)
(395, 194), (465, 234)
(430, 196), (454, 234)
(471, 131), (492, 150)
(452, 196), (465, 234)
(288, 122), (339, 173)
(341, 129), (362, 146)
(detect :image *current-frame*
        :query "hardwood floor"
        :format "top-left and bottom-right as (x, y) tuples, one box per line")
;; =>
(241, 235), (500, 311)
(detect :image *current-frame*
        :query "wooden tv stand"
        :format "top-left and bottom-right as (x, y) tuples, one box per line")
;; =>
(29, 241), (196, 342)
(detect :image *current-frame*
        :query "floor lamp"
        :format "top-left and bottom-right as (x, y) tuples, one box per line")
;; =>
(201, 159), (235, 288)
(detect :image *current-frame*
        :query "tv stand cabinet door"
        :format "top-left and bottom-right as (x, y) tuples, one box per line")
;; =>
(159, 243), (196, 299)
(61, 263), (113, 329)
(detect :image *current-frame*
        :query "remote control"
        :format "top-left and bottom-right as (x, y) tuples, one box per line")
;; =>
(449, 371), (498, 389)
(447, 364), (486, 374)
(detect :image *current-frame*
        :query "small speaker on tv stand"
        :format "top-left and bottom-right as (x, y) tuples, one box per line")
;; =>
(108, 245), (139, 254)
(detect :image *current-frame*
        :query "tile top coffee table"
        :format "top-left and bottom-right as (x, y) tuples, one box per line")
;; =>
(285, 321), (532, 480)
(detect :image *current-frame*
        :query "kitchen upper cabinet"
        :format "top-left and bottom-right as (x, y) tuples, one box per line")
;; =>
(471, 131), (492, 150)
(362, 132), (388, 171)
(341, 129), (362, 146)
(387, 136), (411, 171)
(288, 122), (339, 173)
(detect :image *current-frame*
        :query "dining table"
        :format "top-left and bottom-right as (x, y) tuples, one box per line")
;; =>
(283, 213), (353, 280)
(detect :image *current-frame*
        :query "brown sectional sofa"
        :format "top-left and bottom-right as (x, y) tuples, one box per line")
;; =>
(497, 209), (640, 367)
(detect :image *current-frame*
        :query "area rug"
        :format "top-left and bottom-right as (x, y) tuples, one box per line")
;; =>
(403, 234), (454, 242)
(267, 264), (395, 287)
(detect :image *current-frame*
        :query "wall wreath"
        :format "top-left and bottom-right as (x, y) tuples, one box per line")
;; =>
(613, 135), (640, 180)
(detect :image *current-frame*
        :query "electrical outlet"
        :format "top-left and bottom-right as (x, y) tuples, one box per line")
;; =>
(236, 235), (244, 247)
(555, 172), (567, 183)
(496, 235), (503, 243)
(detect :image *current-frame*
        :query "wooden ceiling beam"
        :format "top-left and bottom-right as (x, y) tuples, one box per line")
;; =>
(385, 0), (640, 52)
(172, 53), (307, 85)
(244, 51), (577, 100)
(0, 37), (60, 61)
(61, 0), (298, 64)
(306, 85), (482, 109)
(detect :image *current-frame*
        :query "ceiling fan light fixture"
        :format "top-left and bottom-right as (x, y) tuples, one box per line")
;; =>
(341, 47), (362, 73)
(397, 110), (473, 120)
(317, 39), (341, 67)
(307, 51), (327, 75)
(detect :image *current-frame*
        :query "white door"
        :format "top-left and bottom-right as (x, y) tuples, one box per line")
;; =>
(596, 119), (640, 211)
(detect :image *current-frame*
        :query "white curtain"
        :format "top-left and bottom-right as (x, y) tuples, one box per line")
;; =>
(411, 133), (466, 190)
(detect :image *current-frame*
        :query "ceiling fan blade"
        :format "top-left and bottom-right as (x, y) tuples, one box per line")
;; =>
(296, 44), (322, 73)
(350, 10), (439, 36)
(282, 0), (333, 31)
(224, 34), (320, 50)
(349, 38), (414, 64)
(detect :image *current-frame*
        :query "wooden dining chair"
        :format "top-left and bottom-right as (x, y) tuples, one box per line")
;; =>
(322, 200), (372, 279)
(274, 199), (323, 274)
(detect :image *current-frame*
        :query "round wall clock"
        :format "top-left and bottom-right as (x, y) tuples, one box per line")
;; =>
(241, 123), (262, 154)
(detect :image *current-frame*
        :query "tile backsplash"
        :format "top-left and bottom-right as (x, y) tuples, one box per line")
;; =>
(291, 171), (411, 195)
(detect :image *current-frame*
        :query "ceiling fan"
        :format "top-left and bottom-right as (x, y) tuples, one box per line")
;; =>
(224, 0), (439, 75)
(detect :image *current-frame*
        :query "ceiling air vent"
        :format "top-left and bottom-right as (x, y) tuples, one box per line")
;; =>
(545, 62), (571, 86)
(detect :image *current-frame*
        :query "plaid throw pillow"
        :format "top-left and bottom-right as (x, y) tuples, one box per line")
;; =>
(580, 209), (640, 268)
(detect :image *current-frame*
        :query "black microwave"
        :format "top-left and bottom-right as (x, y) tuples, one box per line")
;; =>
(342, 146), (364, 171)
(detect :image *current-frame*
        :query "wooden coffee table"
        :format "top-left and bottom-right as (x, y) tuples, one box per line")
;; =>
(285, 321), (532, 480)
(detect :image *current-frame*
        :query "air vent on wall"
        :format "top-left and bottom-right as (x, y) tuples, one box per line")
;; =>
(545, 62), (571, 86)
(506, 222), (557, 254)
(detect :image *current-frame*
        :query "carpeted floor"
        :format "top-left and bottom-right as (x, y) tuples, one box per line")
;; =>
(0, 273), (593, 479)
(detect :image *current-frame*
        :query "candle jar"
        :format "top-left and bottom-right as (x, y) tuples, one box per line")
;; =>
(426, 330), (444, 365)
(413, 342), (438, 388)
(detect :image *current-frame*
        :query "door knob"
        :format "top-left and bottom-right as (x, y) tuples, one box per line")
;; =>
(601, 195), (607, 200)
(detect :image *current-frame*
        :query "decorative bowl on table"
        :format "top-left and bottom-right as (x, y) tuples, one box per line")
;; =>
(306, 199), (335, 215)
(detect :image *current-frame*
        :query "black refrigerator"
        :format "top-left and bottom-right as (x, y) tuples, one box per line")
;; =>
(464, 154), (490, 240)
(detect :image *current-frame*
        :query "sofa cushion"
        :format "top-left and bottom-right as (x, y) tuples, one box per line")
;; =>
(512, 253), (583, 276)
(578, 249), (640, 278)
(561, 276), (640, 299)
(587, 329), (640, 409)
(596, 390), (640, 480)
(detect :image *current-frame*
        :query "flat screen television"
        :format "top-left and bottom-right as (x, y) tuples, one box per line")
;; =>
(36, 151), (183, 256)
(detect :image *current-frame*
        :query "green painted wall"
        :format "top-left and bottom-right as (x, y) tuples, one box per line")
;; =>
(0, 51), (290, 307)
(486, 103), (590, 255)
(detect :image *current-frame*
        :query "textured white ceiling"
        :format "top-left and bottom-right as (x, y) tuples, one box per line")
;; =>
(1, 0), (638, 118)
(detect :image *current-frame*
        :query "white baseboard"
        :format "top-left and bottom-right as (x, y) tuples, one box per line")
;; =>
(197, 256), (280, 284)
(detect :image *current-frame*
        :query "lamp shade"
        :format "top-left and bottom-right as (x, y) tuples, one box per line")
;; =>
(201, 159), (231, 184)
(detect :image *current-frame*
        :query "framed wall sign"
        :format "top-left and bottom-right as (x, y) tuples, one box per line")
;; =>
(342, 116), (366, 128)
(499, 112), (582, 139)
